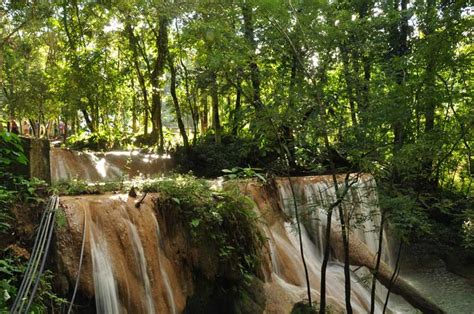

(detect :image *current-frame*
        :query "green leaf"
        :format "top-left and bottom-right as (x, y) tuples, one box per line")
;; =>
(190, 218), (201, 228)
(171, 197), (181, 204)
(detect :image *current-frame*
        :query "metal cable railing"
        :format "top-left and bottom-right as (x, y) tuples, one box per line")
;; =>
(67, 208), (87, 314)
(10, 195), (59, 314)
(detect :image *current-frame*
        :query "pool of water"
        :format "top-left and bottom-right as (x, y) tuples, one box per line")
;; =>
(401, 265), (474, 314)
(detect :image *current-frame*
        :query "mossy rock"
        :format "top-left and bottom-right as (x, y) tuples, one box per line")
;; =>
(291, 301), (318, 314)
(184, 273), (265, 314)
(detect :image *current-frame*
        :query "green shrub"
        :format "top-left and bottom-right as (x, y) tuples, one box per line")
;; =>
(222, 166), (267, 183)
(0, 187), (14, 234)
(65, 131), (110, 151)
(0, 253), (65, 312)
(173, 133), (278, 177)
(141, 174), (264, 283)
(50, 180), (125, 196)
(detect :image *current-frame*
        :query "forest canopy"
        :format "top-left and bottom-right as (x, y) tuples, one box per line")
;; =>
(0, 0), (472, 191)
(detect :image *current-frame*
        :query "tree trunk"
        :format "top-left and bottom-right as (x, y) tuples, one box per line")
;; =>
(389, 0), (410, 181)
(150, 16), (168, 152)
(126, 22), (150, 137)
(151, 93), (164, 151)
(370, 211), (385, 314)
(180, 61), (198, 143)
(341, 47), (358, 127)
(200, 91), (208, 134)
(232, 82), (241, 136)
(421, 0), (437, 190)
(210, 71), (221, 144)
(168, 54), (189, 149)
(242, 4), (262, 111)
(329, 229), (445, 313)
(81, 109), (95, 133)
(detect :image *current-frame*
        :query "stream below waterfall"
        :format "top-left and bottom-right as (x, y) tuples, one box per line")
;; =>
(400, 264), (474, 313)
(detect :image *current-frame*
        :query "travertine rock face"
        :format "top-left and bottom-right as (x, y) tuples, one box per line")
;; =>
(56, 194), (187, 313)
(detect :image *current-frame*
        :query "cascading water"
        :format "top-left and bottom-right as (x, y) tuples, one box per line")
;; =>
(152, 216), (177, 314)
(263, 175), (404, 313)
(50, 148), (173, 183)
(127, 221), (155, 314)
(56, 175), (435, 314)
(89, 222), (121, 313)
(275, 175), (391, 264)
(58, 194), (185, 313)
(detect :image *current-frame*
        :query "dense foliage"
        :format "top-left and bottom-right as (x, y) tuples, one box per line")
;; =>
(0, 131), (64, 311)
(1, 1), (471, 193)
(141, 175), (263, 280)
(141, 175), (265, 312)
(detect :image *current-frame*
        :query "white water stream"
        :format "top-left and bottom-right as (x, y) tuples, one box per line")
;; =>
(270, 175), (405, 313)
(90, 222), (121, 313)
(127, 221), (155, 314)
(153, 215), (177, 314)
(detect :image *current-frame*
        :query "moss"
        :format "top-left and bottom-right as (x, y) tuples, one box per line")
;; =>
(291, 301), (318, 314)
(184, 272), (265, 314)
(55, 206), (67, 229)
(233, 277), (266, 314)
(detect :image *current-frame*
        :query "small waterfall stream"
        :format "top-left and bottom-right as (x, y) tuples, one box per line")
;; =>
(127, 221), (155, 314)
(153, 215), (177, 314)
(60, 194), (184, 313)
(89, 222), (120, 313)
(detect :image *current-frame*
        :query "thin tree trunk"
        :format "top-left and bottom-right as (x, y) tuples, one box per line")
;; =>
(81, 109), (95, 133)
(168, 54), (189, 149)
(179, 60), (198, 143)
(232, 82), (241, 136)
(383, 241), (403, 313)
(284, 53), (298, 168)
(389, 0), (410, 181)
(144, 105), (149, 136)
(370, 211), (385, 314)
(210, 71), (221, 144)
(242, 4), (262, 111)
(320, 102), (353, 313)
(131, 77), (137, 133)
(287, 176), (312, 307)
(200, 91), (208, 134)
(341, 47), (358, 127)
(421, 0), (437, 190)
(126, 22), (150, 137)
(328, 165), (353, 314)
(150, 16), (168, 152)
(151, 93), (164, 150)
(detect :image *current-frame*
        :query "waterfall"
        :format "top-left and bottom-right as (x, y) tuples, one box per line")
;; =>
(57, 175), (418, 313)
(127, 222), (155, 314)
(152, 215), (177, 314)
(50, 148), (172, 183)
(267, 175), (399, 312)
(275, 175), (391, 263)
(90, 222), (121, 313)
